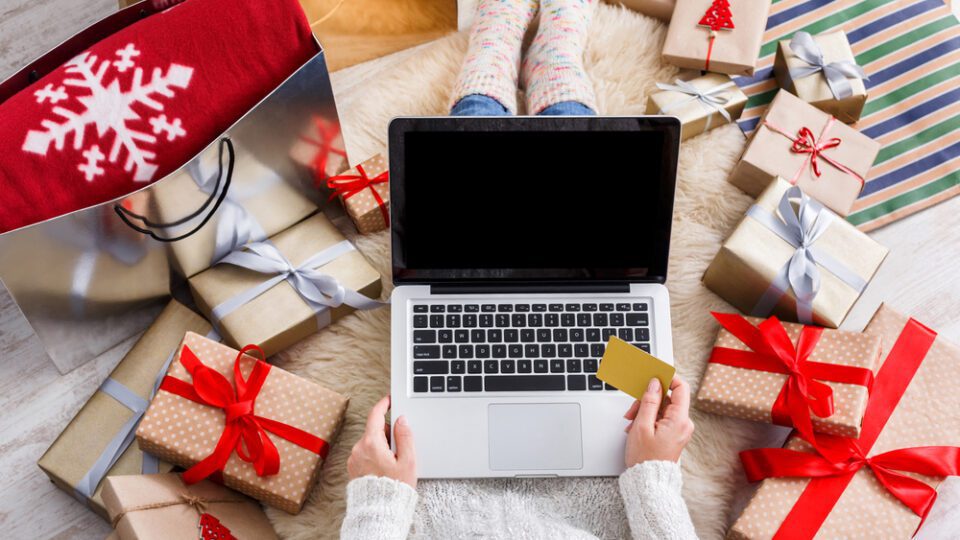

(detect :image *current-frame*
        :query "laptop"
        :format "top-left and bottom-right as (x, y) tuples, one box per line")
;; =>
(388, 116), (681, 478)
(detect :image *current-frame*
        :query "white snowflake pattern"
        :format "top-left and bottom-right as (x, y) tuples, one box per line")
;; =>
(22, 43), (193, 183)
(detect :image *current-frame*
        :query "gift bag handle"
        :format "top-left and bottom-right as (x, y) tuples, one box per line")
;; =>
(114, 137), (235, 242)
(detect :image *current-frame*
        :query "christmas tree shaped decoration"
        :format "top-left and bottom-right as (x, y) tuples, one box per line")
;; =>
(696, 0), (735, 70)
(199, 513), (238, 540)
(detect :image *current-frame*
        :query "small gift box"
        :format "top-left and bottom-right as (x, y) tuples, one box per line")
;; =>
(38, 300), (211, 519)
(152, 147), (318, 278)
(135, 332), (350, 513)
(188, 212), (382, 357)
(646, 73), (748, 140)
(729, 304), (960, 539)
(696, 313), (881, 439)
(729, 90), (880, 217)
(702, 178), (888, 329)
(327, 154), (390, 234)
(290, 115), (349, 191)
(662, 0), (771, 76)
(774, 30), (868, 124)
(103, 473), (278, 540)
(602, 0), (675, 21)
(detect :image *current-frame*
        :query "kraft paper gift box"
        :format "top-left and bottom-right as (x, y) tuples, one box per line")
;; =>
(189, 212), (382, 357)
(290, 115), (349, 191)
(662, 0), (771, 76)
(702, 178), (888, 329)
(602, 0), (675, 21)
(728, 304), (960, 539)
(103, 473), (278, 539)
(327, 153), (390, 234)
(152, 148), (318, 278)
(135, 332), (349, 513)
(646, 73), (748, 140)
(729, 90), (880, 217)
(696, 313), (882, 439)
(774, 30), (868, 124)
(37, 299), (211, 519)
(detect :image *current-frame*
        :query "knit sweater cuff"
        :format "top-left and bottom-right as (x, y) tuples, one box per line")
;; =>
(619, 461), (699, 540)
(620, 460), (683, 495)
(340, 476), (418, 540)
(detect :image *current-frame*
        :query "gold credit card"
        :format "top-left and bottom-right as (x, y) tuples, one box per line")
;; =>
(596, 337), (675, 400)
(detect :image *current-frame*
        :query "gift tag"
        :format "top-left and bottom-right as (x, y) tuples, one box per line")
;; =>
(199, 513), (237, 540)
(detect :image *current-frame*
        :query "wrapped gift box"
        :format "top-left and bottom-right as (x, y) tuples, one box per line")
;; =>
(697, 313), (881, 438)
(189, 212), (382, 357)
(103, 473), (278, 540)
(603, 0), (675, 21)
(38, 300), (211, 519)
(703, 178), (888, 328)
(646, 73), (747, 141)
(135, 332), (349, 513)
(662, 0), (771, 76)
(290, 115), (349, 191)
(328, 154), (390, 234)
(729, 304), (960, 539)
(729, 90), (880, 217)
(774, 30), (868, 124)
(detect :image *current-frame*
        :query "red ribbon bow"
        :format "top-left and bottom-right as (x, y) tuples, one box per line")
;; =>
(159, 344), (329, 484)
(300, 117), (347, 188)
(763, 116), (866, 189)
(709, 313), (874, 445)
(326, 164), (389, 228)
(739, 317), (960, 539)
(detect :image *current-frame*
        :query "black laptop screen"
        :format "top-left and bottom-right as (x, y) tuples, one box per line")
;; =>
(390, 118), (678, 283)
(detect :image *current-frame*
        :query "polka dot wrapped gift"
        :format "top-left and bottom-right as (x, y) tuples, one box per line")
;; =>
(135, 331), (349, 514)
(326, 154), (390, 235)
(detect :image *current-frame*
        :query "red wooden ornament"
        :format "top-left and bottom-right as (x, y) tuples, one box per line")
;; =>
(199, 513), (238, 540)
(698, 0), (735, 31)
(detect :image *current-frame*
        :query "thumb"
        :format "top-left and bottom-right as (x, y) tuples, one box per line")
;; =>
(393, 416), (416, 465)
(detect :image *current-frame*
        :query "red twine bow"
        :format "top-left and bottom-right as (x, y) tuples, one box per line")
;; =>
(709, 313), (874, 445)
(326, 164), (389, 228)
(763, 116), (866, 189)
(300, 117), (347, 189)
(739, 317), (960, 539)
(159, 344), (329, 484)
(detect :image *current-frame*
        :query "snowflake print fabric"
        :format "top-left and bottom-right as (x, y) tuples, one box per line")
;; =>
(0, 0), (317, 234)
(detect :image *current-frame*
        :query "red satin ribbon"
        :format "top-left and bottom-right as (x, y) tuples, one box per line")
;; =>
(739, 317), (960, 539)
(300, 117), (347, 188)
(159, 344), (329, 484)
(326, 164), (390, 228)
(763, 116), (866, 189)
(709, 313), (874, 445)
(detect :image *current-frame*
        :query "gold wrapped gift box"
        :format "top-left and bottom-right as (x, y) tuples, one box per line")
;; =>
(646, 73), (747, 141)
(662, 0), (771, 76)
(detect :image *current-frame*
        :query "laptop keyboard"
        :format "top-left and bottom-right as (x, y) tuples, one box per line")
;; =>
(410, 301), (651, 394)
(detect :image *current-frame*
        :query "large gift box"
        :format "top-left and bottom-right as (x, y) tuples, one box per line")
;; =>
(103, 473), (278, 540)
(646, 73), (747, 141)
(38, 300), (211, 519)
(729, 90), (880, 217)
(729, 304), (960, 539)
(662, 0), (771, 76)
(602, 0), (675, 21)
(697, 313), (880, 440)
(702, 178), (888, 329)
(773, 30), (868, 124)
(135, 332), (349, 513)
(327, 153), (390, 234)
(189, 212), (382, 357)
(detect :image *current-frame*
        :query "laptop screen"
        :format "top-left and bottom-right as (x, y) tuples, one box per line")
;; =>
(390, 117), (679, 283)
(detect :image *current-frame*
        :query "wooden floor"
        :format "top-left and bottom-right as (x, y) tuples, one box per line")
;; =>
(2, 1), (959, 538)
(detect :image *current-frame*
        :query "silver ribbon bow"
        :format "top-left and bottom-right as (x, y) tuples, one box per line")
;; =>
(211, 240), (383, 328)
(74, 329), (220, 500)
(656, 79), (735, 131)
(748, 186), (867, 324)
(788, 31), (868, 100)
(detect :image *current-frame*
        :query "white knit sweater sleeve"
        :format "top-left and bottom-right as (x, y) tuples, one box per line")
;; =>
(340, 476), (418, 540)
(618, 461), (699, 540)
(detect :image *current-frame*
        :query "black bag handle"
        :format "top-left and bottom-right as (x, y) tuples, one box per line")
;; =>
(114, 137), (235, 242)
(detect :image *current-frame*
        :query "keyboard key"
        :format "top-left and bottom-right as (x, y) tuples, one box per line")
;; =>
(492, 345), (507, 358)
(476, 345), (490, 358)
(471, 329), (486, 342)
(451, 361), (465, 374)
(586, 328), (601, 342)
(515, 304), (530, 312)
(488, 329), (503, 343)
(484, 360), (499, 373)
(545, 313), (559, 327)
(413, 315), (428, 328)
(482, 304), (497, 312)
(583, 303), (597, 312)
(468, 360), (482, 374)
(627, 313), (649, 326)
(438, 330), (453, 343)
(480, 314), (494, 327)
(584, 359), (598, 373)
(550, 359), (565, 373)
(430, 376), (445, 392)
(565, 304), (581, 311)
(637, 343), (651, 353)
(602, 329), (617, 341)
(633, 303), (648, 311)
(414, 305), (428, 313)
(442, 345), (457, 359)
(459, 345), (474, 359)
(465, 376), (483, 391)
(570, 328), (585, 342)
(504, 329), (519, 342)
(518, 359), (532, 373)
(512, 314), (527, 327)
(534, 360), (549, 373)
(448, 304), (463, 313)
(521, 329), (535, 342)
(537, 329), (551, 342)
(497, 304), (513, 312)
(577, 314), (591, 326)
(618, 328), (633, 341)
(574, 344), (588, 357)
(414, 376), (428, 392)
(588, 375), (603, 390)
(591, 344), (605, 357)
(463, 315), (477, 328)
(455, 330), (469, 343)
(616, 303), (631, 311)
(593, 313), (608, 326)
(486, 375), (565, 392)
(610, 313), (625, 327)
(567, 359), (582, 373)
(533, 304), (548, 312)
(567, 374), (587, 390)
(529, 314), (543, 327)
(413, 330), (436, 344)
(446, 314), (461, 328)
(430, 315), (444, 328)
(605, 382), (618, 391)
(447, 376), (462, 392)
(501, 360), (516, 373)
(496, 314), (510, 328)
(561, 314), (576, 327)
(541, 344), (557, 357)
(430, 305), (445, 313)
(525, 344), (540, 357)
(558, 344), (573, 358)
(549, 304), (564, 312)
(636, 328), (650, 341)
(413, 346), (440, 359)
(553, 329), (568, 341)
(465, 304), (480, 312)
(509, 344), (523, 358)
(600, 303), (615, 312)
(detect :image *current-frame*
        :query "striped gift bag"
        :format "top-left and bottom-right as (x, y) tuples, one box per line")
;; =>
(733, 0), (960, 231)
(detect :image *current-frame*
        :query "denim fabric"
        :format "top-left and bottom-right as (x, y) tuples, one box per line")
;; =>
(538, 101), (596, 116)
(450, 94), (512, 116)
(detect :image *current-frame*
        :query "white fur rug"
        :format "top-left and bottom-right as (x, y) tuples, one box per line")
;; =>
(270, 4), (776, 538)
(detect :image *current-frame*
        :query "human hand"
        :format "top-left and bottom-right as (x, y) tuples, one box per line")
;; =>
(346, 395), (417, 489)
(623, 376), (695, 467)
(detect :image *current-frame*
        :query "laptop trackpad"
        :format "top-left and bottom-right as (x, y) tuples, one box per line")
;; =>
(488, 403), (583, 471)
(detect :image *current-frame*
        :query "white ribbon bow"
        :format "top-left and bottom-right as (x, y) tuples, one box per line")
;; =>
(656, 79), (736, 131)
(788, 31), (868, 100)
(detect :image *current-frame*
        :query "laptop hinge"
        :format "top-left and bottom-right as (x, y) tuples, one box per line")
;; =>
(430, 282), (632, 295)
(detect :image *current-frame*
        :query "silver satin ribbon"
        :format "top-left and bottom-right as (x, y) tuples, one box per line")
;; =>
(210, 240), (383, 329)
(748, 186), (867, 324)
(73, 328), (220, 501)
(788, 31), (868, 100)
(656, 79), (735, 131)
